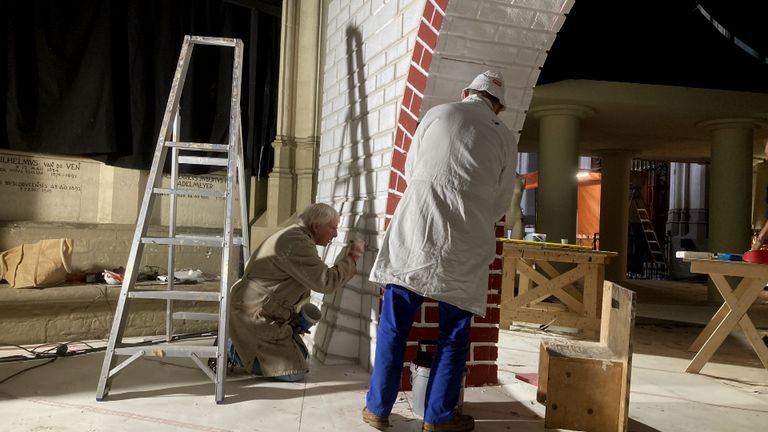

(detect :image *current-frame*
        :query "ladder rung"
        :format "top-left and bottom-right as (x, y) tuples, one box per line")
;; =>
(115, 344), (218, 358)
(173, 312), (219, 321)
(153, 188), (227, 198)
(640, 219), (651, 223)
(128, 291), (221, 301)
(178, 156), (229, 166)
(189, 36), (239, 47)
(166, 141), (230, 152)
(142, 235), (243, 247)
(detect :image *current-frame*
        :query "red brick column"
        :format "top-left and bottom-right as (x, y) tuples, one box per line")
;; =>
(381, 0), (503, 390)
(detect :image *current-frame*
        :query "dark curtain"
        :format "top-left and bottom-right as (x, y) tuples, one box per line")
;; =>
(538, 0), (768, 94)
(1, 0), (280, 177)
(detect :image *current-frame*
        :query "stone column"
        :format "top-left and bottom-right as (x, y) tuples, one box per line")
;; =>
(595, 150), (636, 282)
(700, 118), (763, 300)
(265, 0), (322, 226)
(529, 105), (594, 244)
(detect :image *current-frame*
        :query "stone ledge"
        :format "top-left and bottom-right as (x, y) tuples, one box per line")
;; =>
(0, 281), (220, 345)
(0, 221), (237, 275)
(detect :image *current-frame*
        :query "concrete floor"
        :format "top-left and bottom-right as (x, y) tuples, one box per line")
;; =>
(1, 280), (767, 431)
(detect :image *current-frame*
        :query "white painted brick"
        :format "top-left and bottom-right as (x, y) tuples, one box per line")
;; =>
(372, 133), (394, 153)
(430, 57), (485, 81)
(375, 170), (390, 192)
(495, 26), (552, 49)
(377, 18), (403, 53)
(367, 52), (387, 75)
(449, 0), (479, 17)
(339, 288), (363, 313)
(532, 11), (561, 31)
(478, 4), (535, 28)
(516, 0), (572, 11)
(384, 80), (404, 103)
(400, 0), (426, 13)
(395, 58), (410, 82)
(385, 37), (410, 64)
(327, 0), (341, 21)
(504, 65), (538, 88)
(365, 110), (380, 135)
(378, 102), (398, 131)
(325, 329), (361, 359)
(371, 0), (398, 30)
(368, 88), (386, 109)
(337, 2), (351, 24)
(375, 64), (396, 90)
(445, 17), (497, 40)
(376, 195), (391, 212)
(402, 1), (425, 33)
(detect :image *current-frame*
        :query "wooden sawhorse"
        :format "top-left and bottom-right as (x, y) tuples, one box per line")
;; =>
(685, 258), (768, 373)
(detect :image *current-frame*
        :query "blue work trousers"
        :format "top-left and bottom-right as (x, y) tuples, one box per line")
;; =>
(366, 284), (473, 424)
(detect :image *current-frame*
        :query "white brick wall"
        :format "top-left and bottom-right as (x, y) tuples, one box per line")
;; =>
(423, 0), (573, 134)
(312, 0), (574, 371)
(313, 0), (427, 370)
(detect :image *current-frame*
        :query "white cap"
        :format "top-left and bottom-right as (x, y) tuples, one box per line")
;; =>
(462, 70), (506, 108)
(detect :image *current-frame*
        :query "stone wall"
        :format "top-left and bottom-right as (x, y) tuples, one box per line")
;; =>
(0, 282), (219, 344)
(0, 150), (243, 275)
(0, 150), (242, 344)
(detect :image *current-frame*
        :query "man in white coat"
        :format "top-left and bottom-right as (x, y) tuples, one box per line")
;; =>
(362, 71), (518, 432)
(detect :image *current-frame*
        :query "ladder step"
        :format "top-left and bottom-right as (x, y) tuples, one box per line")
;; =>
(142, 235), (243, 247)
(114, 344), (218, 358)
(189, 36), (239, 47)
(166, 141), (230, 152)
(173, 312), (219, 321)
(640, 219), (652, 223)
(129, 291), (221, 301)
(178, 155), (229, 166)
(153, 188), (227, 198)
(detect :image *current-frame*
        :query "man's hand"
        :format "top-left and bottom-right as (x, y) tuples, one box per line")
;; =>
(348, 239), (365, 261)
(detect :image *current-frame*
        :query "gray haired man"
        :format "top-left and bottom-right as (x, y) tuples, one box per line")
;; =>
(228, 203), (364, 381)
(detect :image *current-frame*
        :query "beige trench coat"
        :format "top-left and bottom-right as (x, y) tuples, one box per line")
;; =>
(229, 224), (356, 377)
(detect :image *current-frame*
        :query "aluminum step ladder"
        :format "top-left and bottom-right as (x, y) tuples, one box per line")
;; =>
(631, 198), (666, 276)
(95, 35), (249, 404)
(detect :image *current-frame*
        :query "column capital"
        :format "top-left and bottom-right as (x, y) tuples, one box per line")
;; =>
(528, 104), (596, 120)
(697, 117), (767, 131)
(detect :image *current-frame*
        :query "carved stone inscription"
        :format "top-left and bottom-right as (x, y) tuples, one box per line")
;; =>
(158, 173), (241, 227)
(0, 153), (99, 222)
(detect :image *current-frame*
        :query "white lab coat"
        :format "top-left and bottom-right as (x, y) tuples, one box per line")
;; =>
(370, 95), (518, 316)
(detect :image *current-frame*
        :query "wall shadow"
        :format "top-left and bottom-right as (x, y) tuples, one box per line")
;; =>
(314, 25), (377, 362)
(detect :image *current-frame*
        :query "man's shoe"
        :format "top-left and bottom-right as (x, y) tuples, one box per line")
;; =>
(362, 407), (390, 429)
(423, 413), (475, 432)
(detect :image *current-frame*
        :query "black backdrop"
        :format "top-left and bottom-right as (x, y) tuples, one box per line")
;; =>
(538, 0), (768, 94)
(1, 0), (281, 176)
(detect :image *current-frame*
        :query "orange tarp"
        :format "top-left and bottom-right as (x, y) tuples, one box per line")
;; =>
(522, 171), (601, 247)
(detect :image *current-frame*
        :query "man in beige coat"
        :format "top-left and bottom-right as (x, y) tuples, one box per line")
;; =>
(229, 203), (364, 381)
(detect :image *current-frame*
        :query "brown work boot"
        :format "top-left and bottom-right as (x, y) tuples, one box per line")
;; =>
(423, 413), (475, 432)
(362, 407), (390, 429)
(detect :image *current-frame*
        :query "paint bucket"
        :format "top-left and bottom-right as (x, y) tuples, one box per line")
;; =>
(298, 302), (321, 333)
(409, 340), (467, 418)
